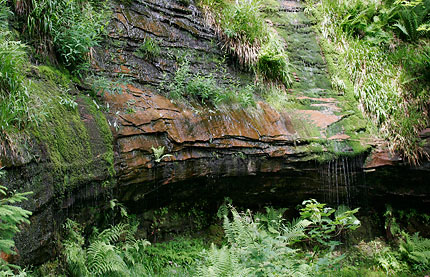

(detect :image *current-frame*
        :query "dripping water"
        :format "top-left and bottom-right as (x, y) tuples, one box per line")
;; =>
(320, 155), (366, 207)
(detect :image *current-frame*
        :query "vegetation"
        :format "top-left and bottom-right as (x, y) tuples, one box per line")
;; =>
(304, 0), (430, 163)
(160, 59), (256, 108)
(197, 0), (293, 87)
(0, 170), (32, 276)
(151, 146), (172, 163)
(135, 37), (161, 60)
(15, 0), (110, 77)
(0, 1), (32, 134)
(5, 197), (428, 276)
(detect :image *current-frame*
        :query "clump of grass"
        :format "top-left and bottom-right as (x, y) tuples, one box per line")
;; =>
(17, 0), (110, 77)
(135, 37), (161, 60)
(198, 0), (293, 87)
(256, 34), (293, 87)
(0, 3), (32, 133)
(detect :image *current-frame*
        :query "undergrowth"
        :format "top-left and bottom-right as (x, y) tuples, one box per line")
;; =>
(26, 199), (430, 276)
(15, 0), (110, 77)
(160, 59), (256, 108)
(197, 0), (293, 87)
(0, 1), (34, 134)
(305, 0), (430, 163)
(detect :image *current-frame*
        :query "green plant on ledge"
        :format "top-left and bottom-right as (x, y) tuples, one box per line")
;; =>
(135, 37), (161, 60)
(151, 146), (173, 163)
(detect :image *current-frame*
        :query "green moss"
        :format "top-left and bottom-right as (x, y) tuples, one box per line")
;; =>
(37, 65), (72, 88)
(27, 68), (115, 193)
(83, 96), (115, 177)
(29, 80), (92, 190)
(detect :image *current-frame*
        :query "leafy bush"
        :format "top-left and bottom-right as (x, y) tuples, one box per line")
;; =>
(399, 232), (430, 271)
(299, 199), (360, 247)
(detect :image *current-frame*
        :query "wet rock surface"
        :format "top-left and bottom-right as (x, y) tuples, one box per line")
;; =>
(93, 0), (371, 198)
(94, 0), (429, 212)
(1, 0), (429, 266)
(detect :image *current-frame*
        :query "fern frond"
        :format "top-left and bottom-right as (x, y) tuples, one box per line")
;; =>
(86, 240), (129, 276)
(95, 223), (128, 244)
(197, 244), (251, 277)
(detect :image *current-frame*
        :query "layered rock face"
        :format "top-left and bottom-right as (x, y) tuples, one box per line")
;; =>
(93, 0), (371, 200)
(0, 70), (115, 264)
(1, 0), (429, 266)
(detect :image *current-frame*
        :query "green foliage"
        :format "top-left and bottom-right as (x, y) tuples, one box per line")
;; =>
(394, 0), (430, 41)
(135, 37), (161, 60)
(63, 219), (151, 277)
(0, 5), (32, 133)
(0, 174), (32, 275)
(151, 145), (172, 163)
(399, 232), (430, 271)
(197, 245), (251, 277)
(256, 34), (293, 86)
(198, 0), (293, 86)
(22, 0), (110, 77)
(305, 0), (430, 163)
(222, 0), (267, 45)
(160, 60), (256, 107)
(0, 0), (11, 30)
(299, 199), (360, 247)
(199, 205), (313, 276)
(139, 237), (206, 275)
(198, 201), (362, 276)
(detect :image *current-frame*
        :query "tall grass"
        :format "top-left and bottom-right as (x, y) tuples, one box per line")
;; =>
(0, 2), (31, 133)
(306, 0), (430, 163)
(198, 0), (293, 87)
(18, 0), (110, 77)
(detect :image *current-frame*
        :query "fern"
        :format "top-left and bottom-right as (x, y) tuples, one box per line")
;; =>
(86, 240), (129, 276)
(0, 182), (32, 275)
(281, 217), (312, 245)
(93, 223), (128, 245)
(63, 220), (150, 276)
(197, 245), (251, 277)
(210, 205), (318, 276)
(399, 232), (430, 271)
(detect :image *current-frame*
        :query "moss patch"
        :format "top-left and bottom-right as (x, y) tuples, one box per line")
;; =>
(28, 67), (115, 193)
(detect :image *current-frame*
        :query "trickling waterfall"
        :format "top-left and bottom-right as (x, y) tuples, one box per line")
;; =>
(320, 155), (366, 207)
